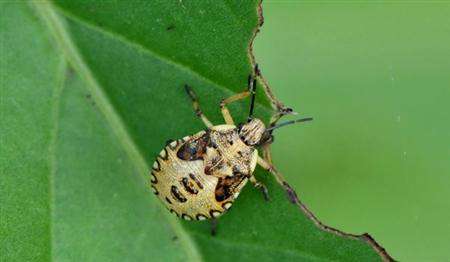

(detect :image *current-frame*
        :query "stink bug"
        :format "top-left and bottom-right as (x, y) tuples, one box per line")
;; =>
(150, 68), (312, 234)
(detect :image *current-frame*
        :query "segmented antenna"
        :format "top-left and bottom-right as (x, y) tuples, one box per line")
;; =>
(266, 117), (313, 132)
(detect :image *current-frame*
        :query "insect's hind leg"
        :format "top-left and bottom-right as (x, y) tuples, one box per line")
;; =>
(184, 85), (213, 128)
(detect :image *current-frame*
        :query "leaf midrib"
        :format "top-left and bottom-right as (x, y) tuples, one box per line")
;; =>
(32, 1), (203, 261)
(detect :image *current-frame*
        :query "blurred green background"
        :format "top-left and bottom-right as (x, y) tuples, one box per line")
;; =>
(255, 2), (450, 261)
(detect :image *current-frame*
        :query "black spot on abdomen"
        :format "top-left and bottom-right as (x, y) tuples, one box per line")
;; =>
(165, 196), (173, 204)
(181, 177), (198, 194)
(171, 186), (187, 203)
(189, 173), (203, 189)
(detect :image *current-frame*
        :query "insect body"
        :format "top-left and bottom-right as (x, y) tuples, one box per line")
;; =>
(151, 123), (260, 220)
(151, 72), (312, 223)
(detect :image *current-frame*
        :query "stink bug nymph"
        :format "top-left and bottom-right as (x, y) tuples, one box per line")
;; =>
(150, 69), (312, 234)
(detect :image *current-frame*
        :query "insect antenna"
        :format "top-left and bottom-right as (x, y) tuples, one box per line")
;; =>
(248, 77), (257, 121)
(266, 117), (313, 132)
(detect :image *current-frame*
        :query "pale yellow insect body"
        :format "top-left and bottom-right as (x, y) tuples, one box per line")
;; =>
(151, 124), (259, 220)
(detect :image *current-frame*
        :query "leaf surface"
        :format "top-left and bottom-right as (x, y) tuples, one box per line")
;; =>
(1, 1), (391, 261)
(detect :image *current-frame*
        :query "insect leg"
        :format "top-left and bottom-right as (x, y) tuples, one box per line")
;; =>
(184, 84), (213, 128)
(220, 91), (251, 125)
(257, 153), (298, 204)
(220, 70), (260, 125)
(269, 112), (284, 129)
(249, 176), (270, 201)
(257, 156), (279, 182)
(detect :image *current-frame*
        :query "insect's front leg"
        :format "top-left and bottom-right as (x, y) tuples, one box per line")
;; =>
(267, 107), (296, 131)
(220, 91), (250, 125)
(249, 175), (270, 201)
(219, 73), (258, 125)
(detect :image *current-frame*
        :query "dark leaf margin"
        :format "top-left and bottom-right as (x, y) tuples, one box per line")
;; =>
(249, 2), (395, 261)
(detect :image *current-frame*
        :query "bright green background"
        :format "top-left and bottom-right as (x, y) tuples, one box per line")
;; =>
(255, 2), (450, 261)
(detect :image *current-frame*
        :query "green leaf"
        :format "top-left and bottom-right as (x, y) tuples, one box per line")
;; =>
(1, 1), (392, 261)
